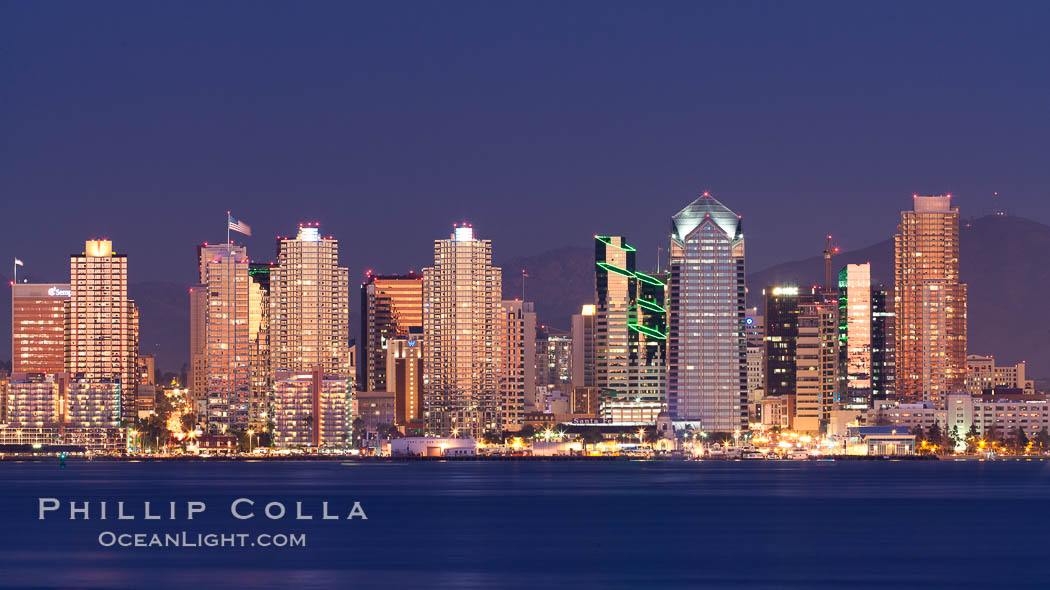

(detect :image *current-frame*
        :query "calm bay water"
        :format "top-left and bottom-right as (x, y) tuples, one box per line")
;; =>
(1, 459), (1049, 588)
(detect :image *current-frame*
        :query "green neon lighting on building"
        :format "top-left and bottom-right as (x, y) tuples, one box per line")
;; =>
(596, 262), (635, 278)
(634, 298), (666, 313)
(634, 271), (665, 287)
(595, 236), (637, 252)
(628, 322), (667, 340)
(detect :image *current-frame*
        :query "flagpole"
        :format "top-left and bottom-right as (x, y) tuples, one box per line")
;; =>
(226, 210), (231, 254)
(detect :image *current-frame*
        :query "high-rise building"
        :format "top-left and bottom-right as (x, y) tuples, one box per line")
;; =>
(11, 283), (69, 374)
(593, 236), (666, 403)
(536, 327), (572, 409)
(272, 367), (347, 447)
(570, 305), (596, 388)
(838, 264), (872, 408)
(763, 286), (803, 426)
(359, 273), (423, 392)
(422, 224), (502, 438)
(188, 285), (208, 415)
(248, 262), (272, 429)
(744, 309), (765, 421)
(497, 300), (536, 432)
(271, 224), (352, 379)
(67, 239), (138, 425)
(202, 245), (251, 433)
(893, 195), (967, 405)
(794, 297), (838, 433)
(386, 332), (423, 429)
(871, 286), (896, 400)
(667, 194), (747, 432)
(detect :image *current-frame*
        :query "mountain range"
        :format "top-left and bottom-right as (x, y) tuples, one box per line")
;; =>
(3, 214), (1047, 377)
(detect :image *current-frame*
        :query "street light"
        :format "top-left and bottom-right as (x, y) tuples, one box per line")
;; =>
(247, 429), (255, 454)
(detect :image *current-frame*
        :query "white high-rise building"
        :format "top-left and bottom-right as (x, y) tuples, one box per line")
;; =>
(667, 193), (747, 432)
(422, 224), (502, 439)
(270, 224), (351, 379)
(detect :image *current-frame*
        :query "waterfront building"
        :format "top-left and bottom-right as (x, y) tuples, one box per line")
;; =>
(497, 300), (535, 432)
(67, 239), (138, 425)
(667, 194), (747, 432)
(272, 367), (348, 447)
(570, 304), (596, 388)
(11, 283), (69, 375)
(570, 385), (600, 417)
(599, 397), (663, 425)
(4, 372), (67, 428)
(359, 272), (423, 392)
(353, 390), (396, 437)
(946, 392), (1049, 440)
(270, 224), (352, 379)
(386, 333), (423, 430)
(422, 224), (502, 438)
(893, 195), (967, 405)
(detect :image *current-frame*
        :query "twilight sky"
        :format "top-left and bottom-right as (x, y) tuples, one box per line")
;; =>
(2, 1), (1049, 286)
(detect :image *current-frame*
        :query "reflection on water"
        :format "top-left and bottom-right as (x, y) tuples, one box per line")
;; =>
(1, 460), (1049, 588)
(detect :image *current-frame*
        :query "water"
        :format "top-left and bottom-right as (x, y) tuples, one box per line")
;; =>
(1, 459), (1049, 588)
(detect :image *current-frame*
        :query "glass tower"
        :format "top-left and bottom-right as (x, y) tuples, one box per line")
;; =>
(667, 194), (747, 432)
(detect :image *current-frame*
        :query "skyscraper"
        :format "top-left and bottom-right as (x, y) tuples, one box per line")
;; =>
(188, 285), (208, 415)
(67, 239), (138, 426)
(893, 195), (967, 405)
(794, 297), (838, 433)
(497, 300), (536, 432)
(667, 193), (747, 432)
(359, 272), (423, 392)
(593, 235), (666, 402)
(202, 245), (250, 433)
(248, 262), (272, 429)
(744, 309), (765, 421)
(11, 283), (69, 374)
(270, 224), (352, 379)
(386, 333), (423, 430)
(838, 263), (872, 408)
(570, 304), (596, 389)
(870, 286), (896, 400)
(422, 224), (502, 438)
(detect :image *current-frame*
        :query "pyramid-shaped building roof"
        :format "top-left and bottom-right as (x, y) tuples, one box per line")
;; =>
(671, 192), (742, 243)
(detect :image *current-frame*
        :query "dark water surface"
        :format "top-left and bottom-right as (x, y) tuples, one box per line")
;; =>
(1, 459), (1049, 588)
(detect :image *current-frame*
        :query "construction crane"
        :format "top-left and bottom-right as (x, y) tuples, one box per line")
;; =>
(823, 235), (839, 292)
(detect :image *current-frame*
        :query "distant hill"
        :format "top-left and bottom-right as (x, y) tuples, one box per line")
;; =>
(500, 215), (1050, 376)
(749, 214), (1050, 374)
(6, 214), (1048, 378)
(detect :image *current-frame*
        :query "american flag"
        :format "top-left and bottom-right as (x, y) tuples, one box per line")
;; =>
(228, 213), (252, 236)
